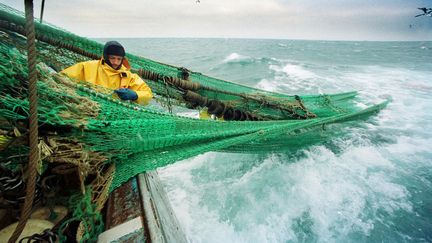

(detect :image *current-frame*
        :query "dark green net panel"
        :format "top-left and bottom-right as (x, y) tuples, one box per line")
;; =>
(0, 3), (388, 191)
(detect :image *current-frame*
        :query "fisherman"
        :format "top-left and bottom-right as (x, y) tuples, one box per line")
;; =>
(61, 41), (152, 105)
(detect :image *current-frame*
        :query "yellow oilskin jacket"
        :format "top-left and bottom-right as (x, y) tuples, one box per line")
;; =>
(61, 58), (153, 105)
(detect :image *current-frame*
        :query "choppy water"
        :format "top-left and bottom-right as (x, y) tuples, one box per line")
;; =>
(113, 38), (432, 242)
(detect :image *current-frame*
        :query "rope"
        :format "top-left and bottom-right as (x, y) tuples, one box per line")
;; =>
(0, 15), (317, 120)
(8, 0), (39, 242)
(162, 76), (173, 113)
(0, 20), (100, 60)
(138, 68), (314, 119)
(0, 19), (315, 119)
(39, 0), (45, 23)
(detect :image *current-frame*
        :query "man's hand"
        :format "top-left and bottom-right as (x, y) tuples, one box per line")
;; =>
(114, 88), (138, 101)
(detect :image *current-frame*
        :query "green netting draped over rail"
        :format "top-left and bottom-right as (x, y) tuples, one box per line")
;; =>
(0, 3), (388, 192)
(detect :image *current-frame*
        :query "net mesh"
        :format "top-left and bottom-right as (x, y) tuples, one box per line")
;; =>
(0, 3), (388, 191)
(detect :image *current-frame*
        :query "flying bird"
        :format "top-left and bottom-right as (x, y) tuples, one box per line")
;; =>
(415, 7), (432, 17)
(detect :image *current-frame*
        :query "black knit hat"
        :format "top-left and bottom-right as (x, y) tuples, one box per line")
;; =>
(103, 41), (125, 57)
(103, 41), (125, 69)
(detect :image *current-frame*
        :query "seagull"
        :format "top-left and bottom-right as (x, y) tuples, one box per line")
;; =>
(196, 0), (200, 3)
(415, 7), (432, 17)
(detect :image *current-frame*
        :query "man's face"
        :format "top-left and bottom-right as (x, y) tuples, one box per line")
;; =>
(108, 55), (123, 69)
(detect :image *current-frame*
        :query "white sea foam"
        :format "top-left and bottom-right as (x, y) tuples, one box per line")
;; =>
(340, 66), (432, 134)
(160, 141), (415, 242)
(222, 52), (252, 63)
(160, 63), (432, 242)
(274, 63), (316, 80)
(176, 111), (200, 119)
(256, 63), (320, 94)
(255, 78), (283, 92)
(156, 40), (432, 242)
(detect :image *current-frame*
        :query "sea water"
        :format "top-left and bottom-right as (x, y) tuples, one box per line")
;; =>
(115, 38), (432, 242)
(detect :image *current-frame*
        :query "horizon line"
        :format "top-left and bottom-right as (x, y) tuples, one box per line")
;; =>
(91, 36), (432, 42)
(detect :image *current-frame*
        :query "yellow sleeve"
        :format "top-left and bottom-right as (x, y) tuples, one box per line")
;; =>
(129, 73), (153, 105)
(60, 62), (85, 81)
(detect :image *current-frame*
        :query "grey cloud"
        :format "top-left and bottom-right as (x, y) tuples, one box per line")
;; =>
(1, 0), (430, 40)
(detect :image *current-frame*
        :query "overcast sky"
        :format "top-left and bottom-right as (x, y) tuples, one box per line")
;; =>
(1, 0), (431, 40)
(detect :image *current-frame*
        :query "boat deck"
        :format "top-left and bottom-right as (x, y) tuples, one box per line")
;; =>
(99, 171), (187, 243)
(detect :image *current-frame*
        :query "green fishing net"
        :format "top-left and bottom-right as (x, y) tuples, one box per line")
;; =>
(0, 3), (387, 192)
